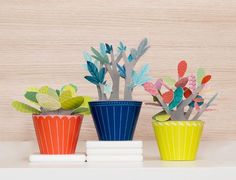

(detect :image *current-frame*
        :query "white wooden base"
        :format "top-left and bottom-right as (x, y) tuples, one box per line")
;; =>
(29, 154), (86, 162)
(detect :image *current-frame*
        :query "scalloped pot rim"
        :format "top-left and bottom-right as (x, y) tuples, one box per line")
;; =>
(32, 114), (83, 118)
(152, 120), (204, 123)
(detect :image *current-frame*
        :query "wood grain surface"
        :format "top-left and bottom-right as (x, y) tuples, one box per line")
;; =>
(0, 0), (236, 141)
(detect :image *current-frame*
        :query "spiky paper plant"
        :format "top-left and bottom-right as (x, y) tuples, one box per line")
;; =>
(12, 84), (91, 115)
(143, 60), (218, 121)
(83, 38), (151, 100)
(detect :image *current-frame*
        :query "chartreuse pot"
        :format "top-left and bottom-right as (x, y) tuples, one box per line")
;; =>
(152, 120), (204, 161)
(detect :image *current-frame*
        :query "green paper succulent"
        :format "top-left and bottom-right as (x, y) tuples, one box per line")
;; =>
(12, 84), (92, 115)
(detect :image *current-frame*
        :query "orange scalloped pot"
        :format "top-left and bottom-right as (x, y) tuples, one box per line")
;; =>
(32, 115), (83, 154)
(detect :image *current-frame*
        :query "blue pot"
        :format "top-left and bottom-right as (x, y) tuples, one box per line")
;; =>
(89, 101), (142, 141)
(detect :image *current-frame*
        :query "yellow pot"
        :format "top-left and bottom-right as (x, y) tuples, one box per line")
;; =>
(152, 120), (204, 161)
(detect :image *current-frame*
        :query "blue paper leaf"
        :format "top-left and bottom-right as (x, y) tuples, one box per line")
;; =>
(105, 43), (113, 54)
(130, 64), (151, 88)
(87, 61), (99, 80)
(84, 76), (99, 85)
(100, 43), (107, 56)
(128, 54), (133, 62)
(83, 52), (93, 62)
(117, 64), (126, 78)
(103, 84), (112, 94)
(99, 67), (106, 83)
(168, 87), (184, 110)
(118, 42), (126, 52)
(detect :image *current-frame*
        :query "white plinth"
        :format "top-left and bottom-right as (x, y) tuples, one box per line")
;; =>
(29, 154), (86, 162)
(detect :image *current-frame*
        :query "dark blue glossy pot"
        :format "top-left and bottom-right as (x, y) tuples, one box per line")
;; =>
(89, 101), (142, 141)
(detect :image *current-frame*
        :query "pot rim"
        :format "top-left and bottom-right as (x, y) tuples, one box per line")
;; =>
(152, 120), (204, 123)
(89, 100), (142, 103)
(32, 114), (83, 118)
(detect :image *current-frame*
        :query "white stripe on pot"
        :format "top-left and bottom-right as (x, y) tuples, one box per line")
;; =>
(188, 124), (195, 159)
(171, 123), (176, 159)
(124, 107), (130, 140)
(183, 122), (188, 159)
(98, 106), (108, 139)
(56, 119), (60, 154)
(119, 106), (122, 141)
(164, 125), (171, 159)
(113, 106), (116, 139)
(66, 119), (71, 154)
(128, 106), (136, 140)
(41, 118), (49, 154)
(96, 107), (105, 140)
(178, 122), (181, 159)
(62, 119), (64, 154)
(70, 119), (76, 154)
(48, 119), (54, 154)
(105, 107), (112, 140)
(34, 119), (43, 153)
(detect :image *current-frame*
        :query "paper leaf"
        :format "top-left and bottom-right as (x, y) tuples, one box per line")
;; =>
(178, 60), (187, 78)
(118, 42), (126, 52)
(103, 84), (112, 94)
(175, 77), (188, 87)
(168, 87), (184, 110)
(117, 63), (126, 78)
(201, 75), (211, 84)
(36, 93), (61, 111)
(188, 73), (196, 92)
(61, 84), (77, 96)
(183, 87), (192, 98)
(12, 101), (41, 114)
(84, 76), (99, 85)
(39, 86), (59, 100)
(143, 82), (158, 96)
(130, 64), (151, 88)
(61, 96), (84, 110)
(56, 89), (60, 96)
(154, 79), (162, 89)
(72, 107), (90, 115)
(87, 61), (99, 80)
(24, 91), (38, 104)
(189, 95), (204, 108)
(91, 47), (109, 64)
(152, 111), (170, 122)
(105, 43), (113, 54)
(83, 52), (93, 62)
(163, 77), (176, 87)
(100, 43), (107, 56)
(59, 90), (73, 103)
(26, 87), (39, 92)
(99, 67), (106, 83)
(162, 90), (174, 104)
(80, 96), (92, 108)
(197, 68), (206, 84)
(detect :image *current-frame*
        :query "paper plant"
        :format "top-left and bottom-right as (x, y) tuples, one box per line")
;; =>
(12, 84), (91, 115)
(143, 60), (218, 121)
(83, 38), (151, 100)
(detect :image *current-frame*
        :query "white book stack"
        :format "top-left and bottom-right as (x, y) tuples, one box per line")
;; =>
(86, 141), (143, 162)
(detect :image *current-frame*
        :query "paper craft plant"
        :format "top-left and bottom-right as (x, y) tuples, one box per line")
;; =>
(143, 60), (218, 121)
(12, 84), (91, 115)
(83, 38), (151, 100)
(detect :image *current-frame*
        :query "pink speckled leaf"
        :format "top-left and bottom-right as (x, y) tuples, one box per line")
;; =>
(143, 82), (158, 96)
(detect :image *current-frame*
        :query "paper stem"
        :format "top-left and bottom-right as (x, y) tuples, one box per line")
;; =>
(185, 106), (194, 120)
(191, 93), (218, 120)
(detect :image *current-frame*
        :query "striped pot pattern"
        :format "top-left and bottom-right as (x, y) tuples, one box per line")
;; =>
(152, 121), (204, 161)
(33, 115), (83, 154)
(89, 101), (142, 141)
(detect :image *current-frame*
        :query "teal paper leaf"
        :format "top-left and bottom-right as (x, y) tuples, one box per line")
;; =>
(189, 95), (204, 108)
(105, 43), (113, 54)
(99, 67), (106, 83)
(168, 87), (184, 110)
(100, 43), (107, 56)
(130, 64), (152, 88)
(84, 76), (99, 85)
(91, 47), (109, 64)
(87, 61), (99, 80)
(117, 63), (126, 78)
(118, 42), (126, 52)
